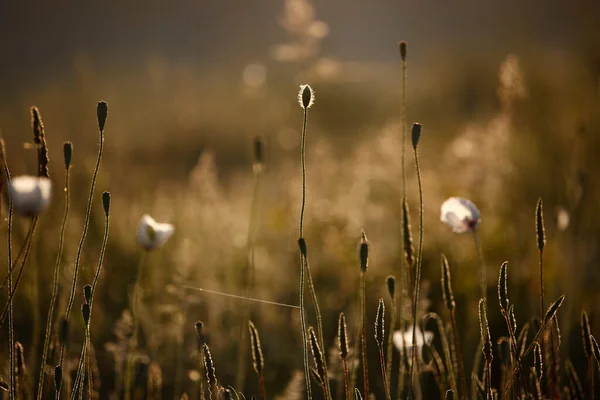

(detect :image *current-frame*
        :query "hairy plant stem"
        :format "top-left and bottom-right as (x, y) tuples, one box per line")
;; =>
(379, 344), (392, 400)
(407, 146), (424, 400)
(235, 169), (262, 391)
(125, 251), (148, 400)
(4, 160), (14, 400)
(0, 217), (38, 329)
(342, 357), (351, 400)
(473, 230), (487, 303)
(71, 193), (110, 400)
(60, 124), (104, 380)
(298, 106), (312, 399)
(360, 271), (369, 397)
(37, 164), (71, 400)
(450, 311), (467, 400)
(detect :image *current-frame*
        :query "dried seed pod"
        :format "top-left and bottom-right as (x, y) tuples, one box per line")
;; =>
(581, 309), (592, 358)
(498, 262), (509, 312)
(544, 295), (565, 324)
(411, 123), (422, 149)
(386, 275), (396, 300)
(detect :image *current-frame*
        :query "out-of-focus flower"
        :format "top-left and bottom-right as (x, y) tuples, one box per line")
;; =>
(440, 197), (481, 233)
(137, 214), (174, 251)
(7, 176), (52, 216)
(556, 207), (570, 232)
(393, 326), (434, 359)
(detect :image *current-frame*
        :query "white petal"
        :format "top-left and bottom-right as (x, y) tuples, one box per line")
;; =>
(440, 197), (481, 233)
(8, 176), (52, 216)
(136, 214), (175, 251)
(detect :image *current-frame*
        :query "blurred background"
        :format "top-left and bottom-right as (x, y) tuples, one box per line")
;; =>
(1, 0), (600, 398)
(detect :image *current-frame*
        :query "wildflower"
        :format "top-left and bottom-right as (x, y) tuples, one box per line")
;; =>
(7, 176), (52, 216)
(440, 197), (481, 233)
(392, 326), (434, 360)
(136, 214), (174, 251)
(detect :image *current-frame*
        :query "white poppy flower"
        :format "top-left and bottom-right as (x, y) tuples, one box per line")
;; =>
(136, 214), (174, 251)
(7, 176), (52, 216)
(440, 197), (481, 233)
(393, 326), (434, 360)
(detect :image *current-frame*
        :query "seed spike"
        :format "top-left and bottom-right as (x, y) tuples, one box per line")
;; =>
(441, 254), (455, 312)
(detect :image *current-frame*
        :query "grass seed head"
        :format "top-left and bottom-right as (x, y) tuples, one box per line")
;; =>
(338, 312), (348, 358)
(298, 85), (314, 109)
(402, 197), (414, 267)
(54, 365), (62, 391)
(581, 309), (592, 357)
(498, 262), (509, 312)
(84, 284), (92, 304)
(444, 389), (454, 400)
(536, 198), (546, 251)
(411, 123), (422, 149)
(399, 41), (407, 61)
(202, 344), (217, 386)
(386, 275), (396, 300)
(97, 101), (108, 132)
(374, 298), (385, 347)
(441, 254), (455, 312)
(544, 295), (565, 324)
(248, 321), (264, 374)
(533, 341), (543, 379)
(102, 191), (111, 217)
(31, 106), (44, 145)
(308, 326), (326, 381)
(359, 230), (369, 273)
(63, 141), (72, 169)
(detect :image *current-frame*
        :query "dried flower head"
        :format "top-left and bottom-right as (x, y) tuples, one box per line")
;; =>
(136, 214), (174, 251)
(337, 312), (348, 358)
(440, 197), (481, 233)
(102, 191), (111, 217)
(248, 321), (264, 374)
(7, 176), (52, 216)
(298, 85), (314, 109)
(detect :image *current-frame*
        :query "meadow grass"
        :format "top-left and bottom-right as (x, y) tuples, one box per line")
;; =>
(0, 37), (599, 400)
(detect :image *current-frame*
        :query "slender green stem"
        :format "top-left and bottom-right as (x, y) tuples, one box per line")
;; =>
(71, 193), (110, 399)
(4, 166), (14, 400)
(379, 345), (392, 400)
(37, 165), (71, 400)
(125, 251), (147, 400)
(539, 250), (544, 328)
(450, 311), (467, 400)
(342, 357), (351, 400)
(258, 372), (267, 400)
(473, 230), (487, 302)
(60, 126), (104, 377)
(298, 106), (312, 399)
(64, 127), (103, 318)
(300, 109), (307, 238)
(236, 170), (262, 391)
(0, 217), (38, 329)
(360, 271), (369, 397)
(407, 146), (424, 400)
(589, 356), (595, 400)
(305, 257), (332, 398)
